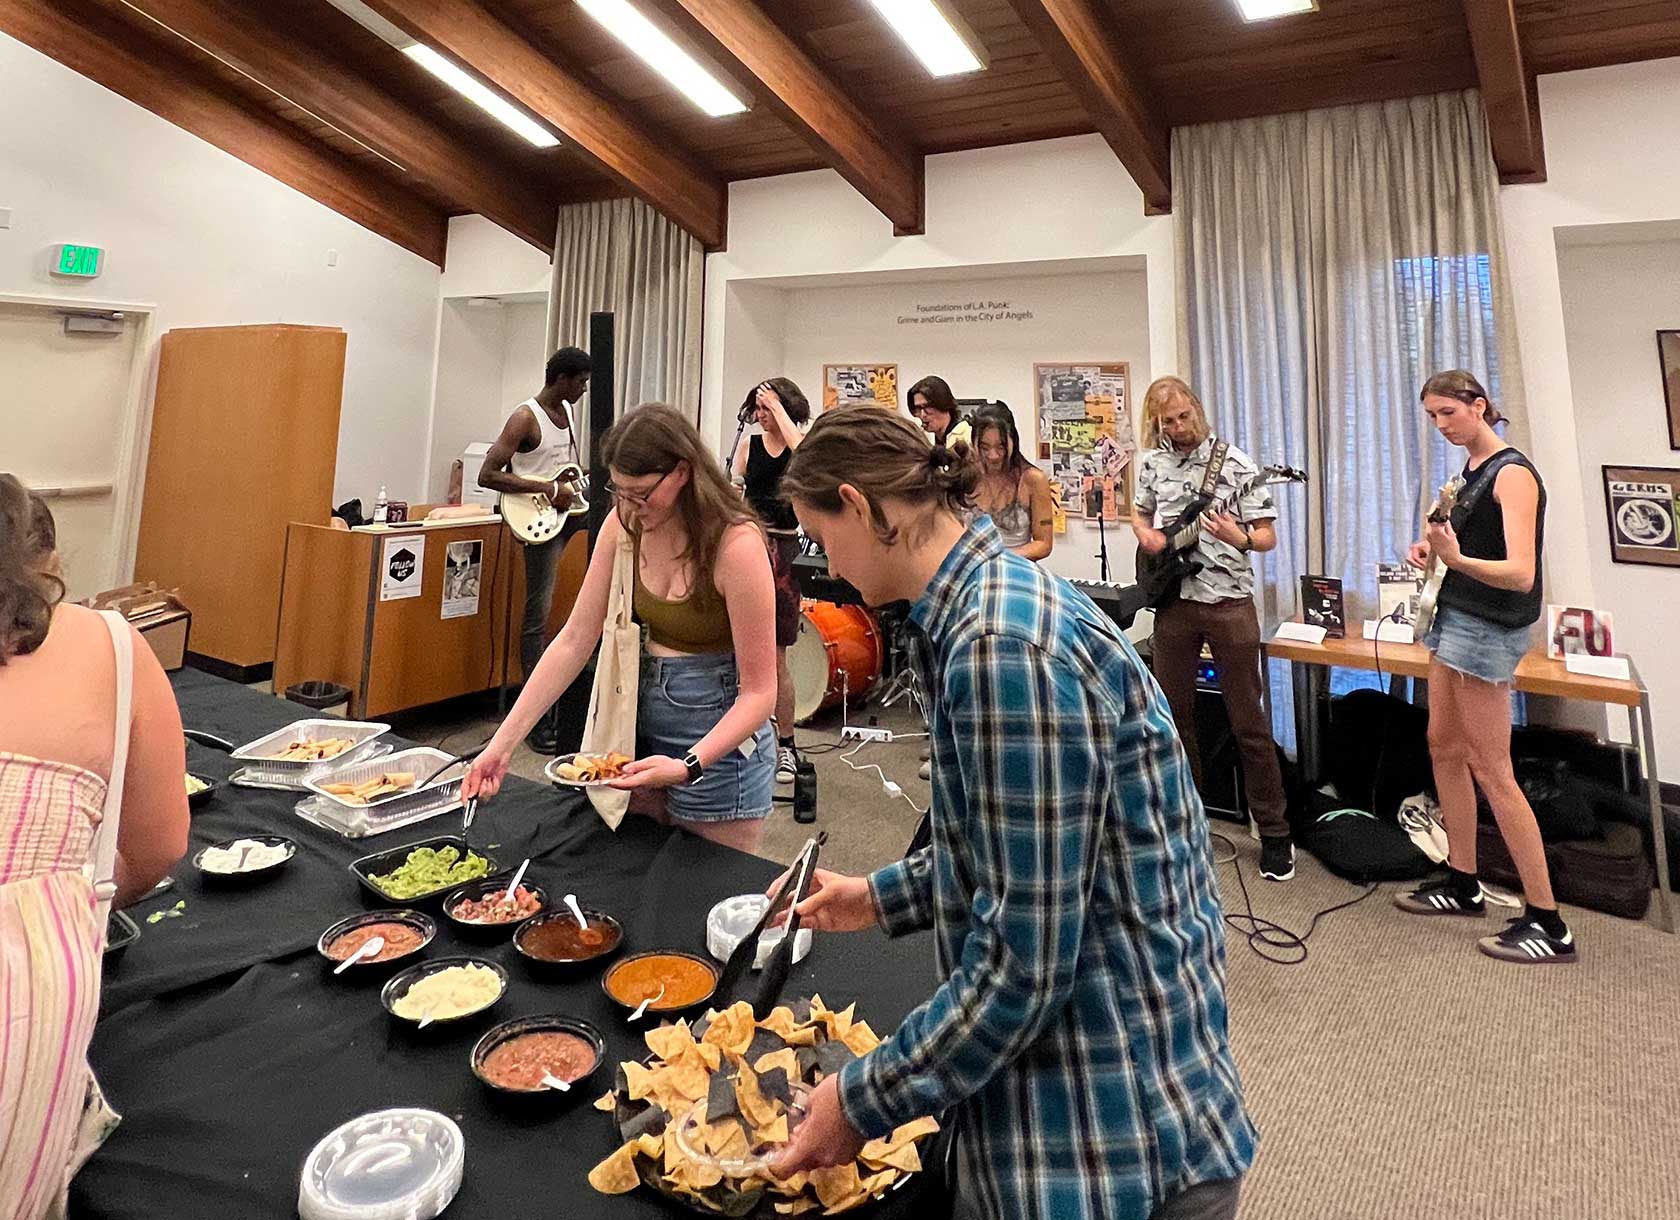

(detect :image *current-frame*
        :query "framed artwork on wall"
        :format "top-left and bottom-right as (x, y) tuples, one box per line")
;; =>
(1602, 464), (1680, 568)
(1033, 362), (1133, 520)
(822, 363), (898, 411)
(1659, 330), (1680, 449)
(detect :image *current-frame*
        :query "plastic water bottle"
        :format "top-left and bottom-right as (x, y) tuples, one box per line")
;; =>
(373, 484), (389, 524)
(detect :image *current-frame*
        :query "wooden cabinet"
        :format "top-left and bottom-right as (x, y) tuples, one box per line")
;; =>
(133, 324), (345, 673)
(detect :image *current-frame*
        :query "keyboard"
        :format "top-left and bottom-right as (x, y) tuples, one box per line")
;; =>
(1069, 578), (1149, 629)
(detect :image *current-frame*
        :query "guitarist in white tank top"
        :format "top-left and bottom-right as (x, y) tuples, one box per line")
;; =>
(478, 346), (591, 754)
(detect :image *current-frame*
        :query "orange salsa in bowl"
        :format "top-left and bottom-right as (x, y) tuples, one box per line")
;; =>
(602, 951), (719, 1014)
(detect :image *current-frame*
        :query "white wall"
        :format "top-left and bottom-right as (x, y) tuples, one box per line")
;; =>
(771, 268), (1151, 583)
(440, 214), (552, 300)
(0, 33), (442, 517)
(500, 300), (549, 414)
(429, 299), (507, 502)
(1556, 237), (1680, 778)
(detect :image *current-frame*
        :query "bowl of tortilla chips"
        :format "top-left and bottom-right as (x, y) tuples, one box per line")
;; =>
(588, 995), (939, 1216)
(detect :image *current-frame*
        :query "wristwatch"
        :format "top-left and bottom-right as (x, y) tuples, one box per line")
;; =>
(1236, 528), (1253, 553)
(681, 751), (705, 785)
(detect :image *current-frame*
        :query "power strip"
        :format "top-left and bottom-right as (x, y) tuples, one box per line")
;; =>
(840, 725), (892, 744)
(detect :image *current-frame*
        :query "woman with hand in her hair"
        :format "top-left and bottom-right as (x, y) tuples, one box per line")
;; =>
(464, 405), (777, 852)
(0, 474), (189, 1219)
(765, 409), (1254, 1220)
(733, 378), (811, 785)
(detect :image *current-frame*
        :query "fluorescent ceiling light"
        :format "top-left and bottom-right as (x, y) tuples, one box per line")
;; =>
(867, 0), (984, 77)
(1236, 0), (1318, 21)
(402, 44), (560, 147)
(576, 0), (748, 117)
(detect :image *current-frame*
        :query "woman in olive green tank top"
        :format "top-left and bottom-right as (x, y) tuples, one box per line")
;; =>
(465, 404), (778, 852)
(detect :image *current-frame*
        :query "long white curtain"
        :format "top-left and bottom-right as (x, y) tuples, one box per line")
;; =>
(1173, 90), (1528, 737)
(548, 197), (705, 438)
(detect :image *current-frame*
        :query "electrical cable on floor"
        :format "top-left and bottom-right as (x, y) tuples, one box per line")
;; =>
(1211, 831), (1379, 965)
(837, 740), (928, 817)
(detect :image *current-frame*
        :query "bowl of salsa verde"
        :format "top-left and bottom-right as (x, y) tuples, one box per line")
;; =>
(600, 950), (719, 1017)
(512, 908), (623, 973)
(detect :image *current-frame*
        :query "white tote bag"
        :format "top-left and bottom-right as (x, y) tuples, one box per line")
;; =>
(580, 530), (640, 830)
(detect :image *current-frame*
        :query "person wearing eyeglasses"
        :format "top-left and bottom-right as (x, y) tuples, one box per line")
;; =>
(464, 404), (778, 851)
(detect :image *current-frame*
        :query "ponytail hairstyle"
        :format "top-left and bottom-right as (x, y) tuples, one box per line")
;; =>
(1421, 370), (1503, 426)
(0, 474), (63, 664)
(781, 406), (978, 545)
(601, 403), (761, 579)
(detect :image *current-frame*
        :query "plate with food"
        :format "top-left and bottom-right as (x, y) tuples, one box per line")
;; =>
(590, 997), (939, 1217)
(230, 718), (389, 771)
(317, 909), (436, 973)
(305, 746), (464, 810)
(193, 834), (297, 883)
(349, 835), (499, 906)
(545, 752), (632, 788)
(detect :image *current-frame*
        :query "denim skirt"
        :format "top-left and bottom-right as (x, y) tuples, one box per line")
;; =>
(1421, 604), (1533, 685)
(638, 651), (773, 822)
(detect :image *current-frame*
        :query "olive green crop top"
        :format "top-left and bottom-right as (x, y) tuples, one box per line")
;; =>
(632, 535), (733, 654)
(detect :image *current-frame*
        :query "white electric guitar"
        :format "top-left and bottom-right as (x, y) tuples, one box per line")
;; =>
(1412, 475), (1464, 636)
(499, 463), (590, 545)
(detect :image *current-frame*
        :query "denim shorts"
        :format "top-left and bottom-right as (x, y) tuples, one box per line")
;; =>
(638, 651), (773, 823)
(1422, 604), (1534, 685)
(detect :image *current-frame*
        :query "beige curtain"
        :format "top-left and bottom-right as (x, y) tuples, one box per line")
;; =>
(1174, 89), (1528, 631)
(548, 197), (704, 440)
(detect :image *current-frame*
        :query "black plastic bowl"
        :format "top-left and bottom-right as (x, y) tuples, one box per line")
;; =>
(316, 908), (435, 975)
(470, 1014), (606, 1100)
(442, 879), (548, 939)
(104, 910), (140, 962)
(348, 835), (500, 907)
(600, 950), (719, 1018)
(192, 834), (297, 885)
(380, 954), (508, 1029)
(186, 774), (218, 810)
(512, 908), (624, 975)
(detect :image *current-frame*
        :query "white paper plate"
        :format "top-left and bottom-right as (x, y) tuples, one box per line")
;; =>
(543, 753), (626, 789)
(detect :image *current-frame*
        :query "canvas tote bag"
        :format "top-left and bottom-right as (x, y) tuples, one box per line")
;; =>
(580, 530), (639, 829)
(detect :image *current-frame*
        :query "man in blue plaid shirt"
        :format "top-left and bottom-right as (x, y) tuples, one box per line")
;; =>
(774, 408), (1255, 1220)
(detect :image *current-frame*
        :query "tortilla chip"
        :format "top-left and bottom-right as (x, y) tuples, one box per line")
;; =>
(761, 1006), (799, 1039)
(694, 1040), (724, 1071)
(824, 1192), (870, 1215)
(645, 1020), (696, 1062)
(774, 1199), (820, 1215)
(770, 1170), (810, 1194)
(636, 1132), (665, 1159)
(707, 1068), (742, 1123)
(622, 1102), (670, 1142)
(734, 1064), (781, 1131)
(810, 1041), (857, 1080)
(593, 1090), (616, 1112)
(860, 1168), (900, 1194)
(822, 1002), (856, 1040)
(808, 1163), (864, 1210)
(840, 1020), (879, 1056)
(622, 1060), (656, 1101)
(703, 1001), (758, 1056)
(757, 1066), (793, 1107)
(587, 1142), (640, 1194)
(782, 1024), (821, 1048)
(859, 1139), (921, 1173)
(891, 1115), (941, 1142)
(754, 1048), (800, 1080)
(656, 1058), (711, 1104)
(707, 1118), (751, 1161)
(754, 1112), (790, 1145)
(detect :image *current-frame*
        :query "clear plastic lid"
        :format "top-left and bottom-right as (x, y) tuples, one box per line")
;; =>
(706, 894), (812, 970)
(298, 1108), (464, 1220)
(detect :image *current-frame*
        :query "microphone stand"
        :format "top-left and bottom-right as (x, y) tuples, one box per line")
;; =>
(1091, 483), (1111, 582)
(725, 410), (752, 475)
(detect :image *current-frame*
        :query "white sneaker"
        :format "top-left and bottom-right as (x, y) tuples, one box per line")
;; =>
(776, 746), (797, 785)
(918, 759), (931, 782)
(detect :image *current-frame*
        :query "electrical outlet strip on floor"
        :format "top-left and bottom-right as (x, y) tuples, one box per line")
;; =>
(840, 725), (892, 744)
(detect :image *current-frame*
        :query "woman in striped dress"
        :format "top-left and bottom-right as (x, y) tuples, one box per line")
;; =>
(0, 475), (189, 1219)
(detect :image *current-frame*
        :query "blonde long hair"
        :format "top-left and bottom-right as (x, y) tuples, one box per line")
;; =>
(601, 404), (761, 580)
(1141, 376), (1211, 449)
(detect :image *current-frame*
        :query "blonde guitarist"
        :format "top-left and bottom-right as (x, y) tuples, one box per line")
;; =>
(1393, 371), (1571, 966)
(478, 346), (591, 754)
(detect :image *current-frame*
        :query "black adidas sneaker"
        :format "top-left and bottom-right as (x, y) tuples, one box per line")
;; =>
(1394, 877), (1485, 916)
(1477, 916), (1577, 965)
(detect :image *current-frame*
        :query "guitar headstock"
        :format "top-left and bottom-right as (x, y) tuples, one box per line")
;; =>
(1258, 464), (1308, 485)
(1427, 476), (1465, 523)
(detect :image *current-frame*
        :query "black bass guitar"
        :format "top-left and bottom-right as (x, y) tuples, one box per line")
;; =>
(1135, 463), (1307, 608)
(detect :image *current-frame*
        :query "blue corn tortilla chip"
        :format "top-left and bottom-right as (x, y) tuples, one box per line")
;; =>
(706, 1067), (741, 1124)
(795, 1046), (820, 1080)
(622, 1102), (669, 1142)
(757, 1066), (792, 1106)
(746, 1027), (788, 1064)
(788, 997), (814, 1025)
(689, 1013), (712, 1041)
(812, 1040), (856, 1079)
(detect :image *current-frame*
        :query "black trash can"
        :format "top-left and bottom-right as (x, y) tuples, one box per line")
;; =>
(284, 680), (351, 717)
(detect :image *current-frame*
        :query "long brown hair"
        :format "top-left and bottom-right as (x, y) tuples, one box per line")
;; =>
(1141, 376), (1211, 449)
(602, 404), (760, 581)
(1420, 369), (1504, 426)
(0, 474), (63, 664)
(782, 406), (978, 545)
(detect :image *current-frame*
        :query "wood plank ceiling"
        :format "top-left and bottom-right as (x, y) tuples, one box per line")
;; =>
(3, 0), (1676, 262)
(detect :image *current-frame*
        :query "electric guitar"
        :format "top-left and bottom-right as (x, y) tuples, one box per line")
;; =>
(1134, 464), (1307, 608)
(1411, 476), (1464, 636)
(499, 462), (590, 545)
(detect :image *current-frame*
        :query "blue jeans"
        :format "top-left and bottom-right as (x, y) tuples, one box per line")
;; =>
(1423, 605), (1533, 685)
(638, 651), (773, 823)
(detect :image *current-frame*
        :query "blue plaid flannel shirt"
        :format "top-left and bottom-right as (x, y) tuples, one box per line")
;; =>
(836, 517), (1256, 1218)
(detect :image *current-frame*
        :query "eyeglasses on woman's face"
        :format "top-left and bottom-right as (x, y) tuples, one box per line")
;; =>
(604, 468), (672, 508)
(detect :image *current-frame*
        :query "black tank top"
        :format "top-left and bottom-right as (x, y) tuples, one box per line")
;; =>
(743, 435), (797, 532)
(1437, 447), (1545, 629)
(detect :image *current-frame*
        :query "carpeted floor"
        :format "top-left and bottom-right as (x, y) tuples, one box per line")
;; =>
(392, 688), (1680, 1220)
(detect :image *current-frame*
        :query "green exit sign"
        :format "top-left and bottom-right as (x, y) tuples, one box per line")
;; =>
(53, 244), (104, 278)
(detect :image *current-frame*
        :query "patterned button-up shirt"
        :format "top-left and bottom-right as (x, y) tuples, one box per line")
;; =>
(1134, 436), (1276, 603)
(835, 517), (1256, 1219)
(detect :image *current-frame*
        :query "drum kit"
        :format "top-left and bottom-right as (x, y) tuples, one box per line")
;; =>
(785, 539), (896, 724)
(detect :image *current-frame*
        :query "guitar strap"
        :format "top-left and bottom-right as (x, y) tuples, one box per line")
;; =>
(1451, 449), (1523, 523)
(1198, 439), (1230, 503)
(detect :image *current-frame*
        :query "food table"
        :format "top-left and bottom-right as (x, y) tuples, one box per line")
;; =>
(75, 670), (941, 1218)
(1264, 630), (1672, 933)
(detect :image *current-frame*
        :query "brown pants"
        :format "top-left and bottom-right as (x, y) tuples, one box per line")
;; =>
(1151, 596), (1289, 839)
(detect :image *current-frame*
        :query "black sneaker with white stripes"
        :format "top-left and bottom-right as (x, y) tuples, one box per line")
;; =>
(1393, 877), (1486, 916)
(1478, 916), (1577, 965)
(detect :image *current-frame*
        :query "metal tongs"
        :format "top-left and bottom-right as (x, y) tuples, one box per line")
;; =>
(716, 833), (827, 1019)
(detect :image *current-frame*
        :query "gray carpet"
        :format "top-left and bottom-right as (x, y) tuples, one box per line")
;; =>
(394, 693), (1680, 1219)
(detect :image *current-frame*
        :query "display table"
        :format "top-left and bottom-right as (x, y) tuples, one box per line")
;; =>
(76, 671), (939, 1218)
(1265, 631), (1672, 932)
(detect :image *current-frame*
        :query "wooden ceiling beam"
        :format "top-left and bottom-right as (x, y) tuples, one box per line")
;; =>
(360, 0), (727, 249)
(115, 0), (558, 253)
(1461, 0), (1546, 182)
(1004, 0), (1171, 213)
(654, 0), (924, 236)
(0, 0), (447, 264)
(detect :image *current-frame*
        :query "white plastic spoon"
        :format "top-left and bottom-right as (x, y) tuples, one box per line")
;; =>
(417, 1006), (436, 1030)
(541, 1072), (572, 1093)
(333, 935), (384, 975)
(628, 984), (666, 1023)
(563, 893), (589, 931)
(502, 858), (530, 905)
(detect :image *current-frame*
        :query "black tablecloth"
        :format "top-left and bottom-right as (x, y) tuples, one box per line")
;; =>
(73, 669), (937, 1219)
